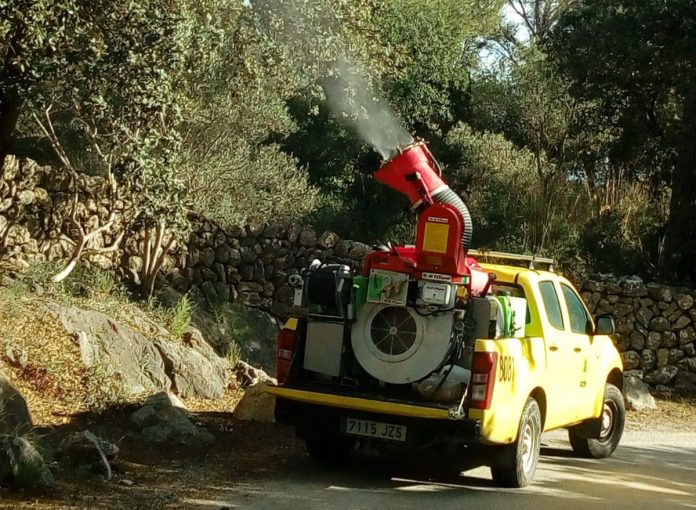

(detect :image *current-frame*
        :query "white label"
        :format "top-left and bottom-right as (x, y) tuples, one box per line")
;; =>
(422, 272), (452, 282)
(293, 288), (303, 306)
(427, 216), (449, 224)
(421, 282), (451, 305)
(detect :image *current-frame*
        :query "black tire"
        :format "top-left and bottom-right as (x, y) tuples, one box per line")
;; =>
(568, 383), (625, 459)
(305, 436), (354, 462)
(490, 397), (542, 488)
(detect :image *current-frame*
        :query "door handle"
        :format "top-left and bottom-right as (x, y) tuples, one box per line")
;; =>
(549, 345), (559, 352)
(574, 347), (582, 353)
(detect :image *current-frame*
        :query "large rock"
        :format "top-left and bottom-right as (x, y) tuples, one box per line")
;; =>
(647, 285), (672, 303)
(661, 331), (678, 348)
(629, 331), (645, 351)
(621, 276), (646, 297)
(612, 302), (634, 319)
(154, 336), (228, 399)
(671, 316), (691, 331)
(679, 327), (696, 345)
(0, 435), (54, 490)
(646, 332), (662, 350)
(58, 430), (118, 478)
(347, 242), (372, 260)
(297, 227), (317, 247)
(623, 375), (657, 411)
(641, 350), (657, 370)
(130, 392), (213, 447)
(234, 381), (276, 423)
(645, 365), (679, 386)
(678, 357), (696, 373)
(235, 360), (277, 387)
(0, 370), (33, 435)
(317, 231), (340, 249)
(49, 304), (170, 395)
(668, 348), (686, 365)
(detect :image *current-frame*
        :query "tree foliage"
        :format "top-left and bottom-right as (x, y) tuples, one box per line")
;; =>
(3, 0), (696, 284)
(550, 0), (696, 282)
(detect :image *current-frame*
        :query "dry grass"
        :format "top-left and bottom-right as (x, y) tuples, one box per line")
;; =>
(0, 261), (194, 425)
(0, 260), (246, 429)
(0, 292), (89, 426)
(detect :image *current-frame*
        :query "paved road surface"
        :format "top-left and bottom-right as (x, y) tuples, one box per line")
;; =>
(181, 429), (696, 510)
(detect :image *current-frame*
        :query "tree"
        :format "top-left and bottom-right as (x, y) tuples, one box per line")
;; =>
(269, 0), (503, 242)
(177, 0), (317, 228)
(377, 0), (503, 130)
(7, 1), (191, 292)
(0, 0), (82, 168)
(507, 0), (581, 38)
(550, 0), (696, 282)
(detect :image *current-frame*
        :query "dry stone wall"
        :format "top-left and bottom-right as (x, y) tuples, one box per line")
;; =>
(2, 157), (696, 393)
(580, 276), (696, 394)
(0, 155), (131, 269)
(157, 217), (371, 318)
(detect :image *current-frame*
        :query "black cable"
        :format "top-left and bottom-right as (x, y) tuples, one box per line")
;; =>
(430, 328), (463, 396)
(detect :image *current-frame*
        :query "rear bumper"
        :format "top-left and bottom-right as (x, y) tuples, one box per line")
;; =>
(270, 386), (481, 446)
(266, 385), (453, 419)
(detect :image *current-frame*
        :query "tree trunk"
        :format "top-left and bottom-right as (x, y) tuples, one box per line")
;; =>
(0, 90), (22, 172)
(660, 86), (696, 283)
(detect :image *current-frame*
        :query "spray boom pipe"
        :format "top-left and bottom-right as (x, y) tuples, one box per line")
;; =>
(373, 141), (474, 251)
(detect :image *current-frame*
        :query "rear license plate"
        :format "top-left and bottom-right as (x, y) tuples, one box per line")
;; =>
(341, 417), (407, 442)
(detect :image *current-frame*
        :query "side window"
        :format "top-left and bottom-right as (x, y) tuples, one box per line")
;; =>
(539, 281), (564, 331)
(562, 284), (592, 335)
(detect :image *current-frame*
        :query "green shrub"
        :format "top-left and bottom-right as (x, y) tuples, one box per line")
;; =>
(147, 294), (193, 341)
(168, 294), (193, 340)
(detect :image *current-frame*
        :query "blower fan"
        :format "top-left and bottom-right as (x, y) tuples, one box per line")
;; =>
(351, 303), (453, 384)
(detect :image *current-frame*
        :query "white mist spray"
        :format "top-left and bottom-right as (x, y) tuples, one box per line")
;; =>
(324, 61), (413, 160)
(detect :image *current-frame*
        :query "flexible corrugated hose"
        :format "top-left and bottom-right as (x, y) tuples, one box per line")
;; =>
(432, 187), (473, 250)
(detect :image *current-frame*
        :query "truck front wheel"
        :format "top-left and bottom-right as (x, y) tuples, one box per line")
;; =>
(490, 397), (542, 488)
(568, 383), (625, 459)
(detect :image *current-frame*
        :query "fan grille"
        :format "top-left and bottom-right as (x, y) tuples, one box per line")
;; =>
(370, 307), (417, 356)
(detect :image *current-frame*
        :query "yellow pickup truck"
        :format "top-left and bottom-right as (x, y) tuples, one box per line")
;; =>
(267, 255), (624, 488)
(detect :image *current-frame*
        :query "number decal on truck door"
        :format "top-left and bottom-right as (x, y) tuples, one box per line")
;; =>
(499, 355), (515, 382)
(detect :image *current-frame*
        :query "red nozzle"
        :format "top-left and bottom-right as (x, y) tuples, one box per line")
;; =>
(374, 142), (446, 207)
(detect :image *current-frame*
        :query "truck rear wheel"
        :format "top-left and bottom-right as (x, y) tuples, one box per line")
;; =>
(305, 436), (354, 462)
(568, 383), (624, 459)
(490, 397), (542, 488)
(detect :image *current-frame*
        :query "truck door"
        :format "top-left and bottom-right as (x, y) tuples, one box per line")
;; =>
(538, 280), (578, 428)
(559, 283), (597, 420)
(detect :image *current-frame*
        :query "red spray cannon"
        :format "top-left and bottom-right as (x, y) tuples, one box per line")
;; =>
(366, 141), (488, 293)
(374, 142), (447, 208)
(374, 142), (473, 251)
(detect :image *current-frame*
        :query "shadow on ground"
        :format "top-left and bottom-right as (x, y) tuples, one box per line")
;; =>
(2, 411), (695, 510)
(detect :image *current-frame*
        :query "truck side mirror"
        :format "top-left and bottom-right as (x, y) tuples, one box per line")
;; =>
(595, 315), (615, 336)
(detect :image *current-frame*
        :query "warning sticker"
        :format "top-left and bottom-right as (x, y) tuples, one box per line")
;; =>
(422, 222), (449, 254)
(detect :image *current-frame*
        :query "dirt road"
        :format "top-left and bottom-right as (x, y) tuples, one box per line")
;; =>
(181, 428), (696, 510)
(2, 406), (695, 510)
